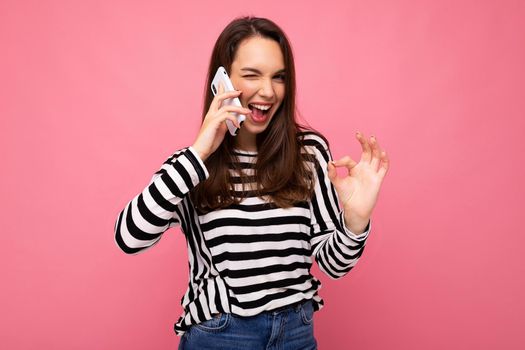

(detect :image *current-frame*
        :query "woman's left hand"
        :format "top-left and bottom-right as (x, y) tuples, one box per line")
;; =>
(327, 132), (390, 234)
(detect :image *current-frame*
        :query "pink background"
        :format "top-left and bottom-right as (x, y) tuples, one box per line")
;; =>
(2, 0), (524, 349)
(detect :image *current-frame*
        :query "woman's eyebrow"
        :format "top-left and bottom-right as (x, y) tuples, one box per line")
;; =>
(240, 67), (286, 74)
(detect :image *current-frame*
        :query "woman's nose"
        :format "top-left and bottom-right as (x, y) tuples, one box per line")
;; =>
(258, 79), (275, 98)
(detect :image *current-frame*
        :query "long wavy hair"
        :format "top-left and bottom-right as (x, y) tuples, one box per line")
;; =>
(191, 16), (319, 212)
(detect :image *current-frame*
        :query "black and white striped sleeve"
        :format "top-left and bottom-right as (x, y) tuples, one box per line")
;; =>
(114, 147), (208, 255)
(307, 137), (372, 280)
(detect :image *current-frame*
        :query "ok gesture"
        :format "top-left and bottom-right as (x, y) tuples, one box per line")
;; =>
(327, 132), (390, 234)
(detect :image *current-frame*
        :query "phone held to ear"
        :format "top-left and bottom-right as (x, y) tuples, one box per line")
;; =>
(211, 66), (246, 136)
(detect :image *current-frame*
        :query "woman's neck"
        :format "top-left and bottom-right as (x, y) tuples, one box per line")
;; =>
(234, 129), (257, 152)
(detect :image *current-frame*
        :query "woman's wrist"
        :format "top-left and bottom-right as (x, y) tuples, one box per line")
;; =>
(191, 144), (208, 161)
(343, 214), (370, 235)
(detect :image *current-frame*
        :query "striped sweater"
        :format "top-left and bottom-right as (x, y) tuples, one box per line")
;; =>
(114, 132), (371, 335)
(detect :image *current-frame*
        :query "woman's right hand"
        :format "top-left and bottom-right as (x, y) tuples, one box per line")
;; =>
(191, 82), (252, 161)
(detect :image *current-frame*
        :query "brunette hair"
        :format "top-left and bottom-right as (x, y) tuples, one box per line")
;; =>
(191, 16), (319, 212)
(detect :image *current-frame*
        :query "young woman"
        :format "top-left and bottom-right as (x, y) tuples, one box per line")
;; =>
(115, 16), (389, 350)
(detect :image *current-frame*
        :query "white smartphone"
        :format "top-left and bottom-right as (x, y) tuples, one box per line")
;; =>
(211, 66), (246, 136)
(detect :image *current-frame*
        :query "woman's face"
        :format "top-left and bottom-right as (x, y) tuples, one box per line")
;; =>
(229, 36), (286, 142)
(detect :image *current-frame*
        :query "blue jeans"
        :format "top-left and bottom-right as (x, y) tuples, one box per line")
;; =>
(178, 300), (317, 350)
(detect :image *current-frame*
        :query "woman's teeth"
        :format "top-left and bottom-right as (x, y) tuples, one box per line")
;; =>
(249, 104), (272, 111)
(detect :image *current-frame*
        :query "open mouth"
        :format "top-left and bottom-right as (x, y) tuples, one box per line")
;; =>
(248, 103), (273, 123)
